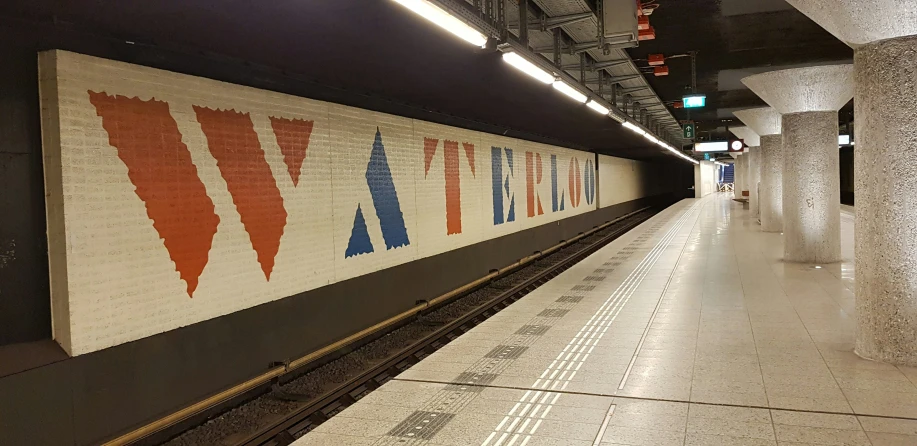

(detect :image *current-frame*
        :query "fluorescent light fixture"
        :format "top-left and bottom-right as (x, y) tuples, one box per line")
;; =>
(714, 160), (729, 167)
(622, 120), (698, 164)
(694, 141), (729, 152)
(622, 121), (647, 136)
(501, 52), (554, 84)
(392, 0), (488, 47)
(682, 94), (706, 108)
(586, 100), (610, 115)
(553, 80), (588, 103)
(839, 134), (851, 145)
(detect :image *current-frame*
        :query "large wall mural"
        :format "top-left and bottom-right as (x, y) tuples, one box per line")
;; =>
(39, 51), (599, 355)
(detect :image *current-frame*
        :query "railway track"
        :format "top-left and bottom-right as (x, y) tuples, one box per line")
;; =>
(158, 207), (660, 446)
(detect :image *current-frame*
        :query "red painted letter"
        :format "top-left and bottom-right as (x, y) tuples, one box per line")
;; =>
(568, 157), (582, 208)
(194, 106), (287, 280)
(443, 140), (462, 235)
(526, 152), (545, 217)
(88, 91), (219, 297)
(269, 116), (313, 187)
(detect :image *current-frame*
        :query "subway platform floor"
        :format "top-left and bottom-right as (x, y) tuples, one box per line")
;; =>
(294, 194), (917, 446)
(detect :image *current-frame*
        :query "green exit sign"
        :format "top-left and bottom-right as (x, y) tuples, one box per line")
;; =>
(683, 94), (706, 108)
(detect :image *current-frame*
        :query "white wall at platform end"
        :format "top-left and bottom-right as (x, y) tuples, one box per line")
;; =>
(694, 161), (717, 198)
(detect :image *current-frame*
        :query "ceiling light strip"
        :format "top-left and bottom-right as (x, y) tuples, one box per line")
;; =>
(586, 100), (610, 115)
(389, 0), (691, 163)
(502, 52), (555, 84)
(621, 119), (698, 164)
(552, 80), (588, 103)
(392, 0), (488, 47)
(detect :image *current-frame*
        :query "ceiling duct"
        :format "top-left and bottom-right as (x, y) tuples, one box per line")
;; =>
(601, 0), (639, 46)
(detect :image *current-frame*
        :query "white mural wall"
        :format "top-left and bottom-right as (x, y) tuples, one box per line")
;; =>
(39, 50), (600, 355)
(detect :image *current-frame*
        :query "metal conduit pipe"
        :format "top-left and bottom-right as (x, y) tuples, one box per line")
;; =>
(102, 206), (653, 446)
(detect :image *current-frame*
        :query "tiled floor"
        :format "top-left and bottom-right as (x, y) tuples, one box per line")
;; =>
(294, 194), (917, 446)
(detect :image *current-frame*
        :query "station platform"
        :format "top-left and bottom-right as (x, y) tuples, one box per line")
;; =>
(294, 193), (917, 446)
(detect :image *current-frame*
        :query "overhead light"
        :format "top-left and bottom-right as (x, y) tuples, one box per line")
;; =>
(622, 121), (646, 136)
(502, 52), (554, 84)
(714, 161), (728, 167)
(553, 80), (588, 103)
(622, 120), (698, 165)
(392, 0), (488, 47)
(586, 100), (610, 115)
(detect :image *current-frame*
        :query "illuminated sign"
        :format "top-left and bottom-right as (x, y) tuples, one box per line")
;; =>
(839, 135), (851, 145)
(682, 94), (706, 108)
(694, 141), (728, 152)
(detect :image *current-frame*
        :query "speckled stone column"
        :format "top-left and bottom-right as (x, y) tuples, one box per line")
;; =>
(743, 65), (853, 263)
(735, 108), (784, 232)
(855, 35), (917, 365)
(781, 111), (841, 262)
(784, 0), (917, 365)
(730, 127), (761, 218)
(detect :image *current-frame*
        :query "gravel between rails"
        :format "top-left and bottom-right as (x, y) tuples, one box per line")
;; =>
(162, 212), (650, 446)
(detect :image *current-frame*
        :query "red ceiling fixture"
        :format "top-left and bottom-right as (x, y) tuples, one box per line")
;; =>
(653, 66), (669, 76)
(638, 27), (656, 41)
(648, 54), (665, 66)
(638, 16), (650, 30)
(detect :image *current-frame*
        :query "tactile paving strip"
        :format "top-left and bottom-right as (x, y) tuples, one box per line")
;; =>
(555, 295), (584, 303)
(536, 309), (570, 318)
(484, 345), (528, 360)
(387, 411), (456, 440)
(515, 325), (551, 336)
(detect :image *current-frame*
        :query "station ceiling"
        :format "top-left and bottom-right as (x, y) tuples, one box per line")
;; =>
(0, 0), (853, 159)
(626, 0), (852, 139)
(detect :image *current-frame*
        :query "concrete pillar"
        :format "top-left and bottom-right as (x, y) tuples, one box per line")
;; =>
(784, 0), (917, 365)
(743, 65), (853, 263)
(730, 127), (761, 219)
(735, 108), (784, 232)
